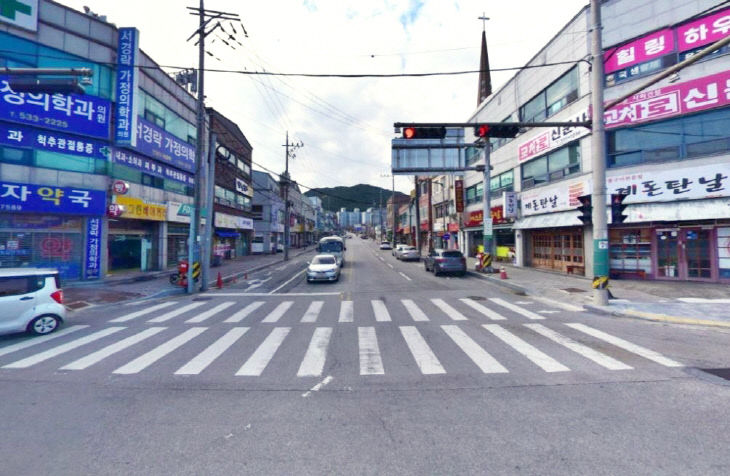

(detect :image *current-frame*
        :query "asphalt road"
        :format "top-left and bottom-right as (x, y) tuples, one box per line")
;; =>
(1, 237), (729, 475)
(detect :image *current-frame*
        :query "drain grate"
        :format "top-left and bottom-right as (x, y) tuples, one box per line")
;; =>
(192, 297), (213, 302)
(699, 368), (730, 381)
(66, 301), (90, 310)
(466, 296), (486, 301)
(562, 287), (587, 293)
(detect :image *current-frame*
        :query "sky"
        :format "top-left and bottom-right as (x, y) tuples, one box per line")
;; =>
(57, 0), (589, 195)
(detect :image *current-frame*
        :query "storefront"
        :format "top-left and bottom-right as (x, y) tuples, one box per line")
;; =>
(165, 201), (195, 267)
(108, 195), (165, 272)
(462, 208), (515, 259)
(214, 211), (253, 259)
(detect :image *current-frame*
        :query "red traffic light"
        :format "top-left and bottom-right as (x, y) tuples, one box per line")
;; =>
(476, 124), (489, 137)
(403, 127), (417, 139)
(401, 126), (446, 139)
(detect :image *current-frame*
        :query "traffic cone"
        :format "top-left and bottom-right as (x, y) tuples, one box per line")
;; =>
(500, 266), (508, 280)
(217, 272), (223, 289)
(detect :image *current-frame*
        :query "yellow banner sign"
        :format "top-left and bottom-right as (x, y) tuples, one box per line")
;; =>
(114, 195), (166, 221)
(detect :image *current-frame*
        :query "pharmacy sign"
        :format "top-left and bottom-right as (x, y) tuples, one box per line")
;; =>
(0, 0), (38, 31)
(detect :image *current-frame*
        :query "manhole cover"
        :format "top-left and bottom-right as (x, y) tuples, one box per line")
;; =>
(699, 368), (730, 381)
(192, 297), (213, 301)
(466, 296), (486, 301)
(66, 301), (90, 310)
(562, 287), (587, 293)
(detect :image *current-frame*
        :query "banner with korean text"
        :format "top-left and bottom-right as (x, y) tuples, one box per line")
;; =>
(114, 27), (139, 146)
(0, 181), (106, 215)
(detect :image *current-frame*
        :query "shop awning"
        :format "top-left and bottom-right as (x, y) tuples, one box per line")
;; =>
(215, 230), (241, 238)
(512, 211), (583, 229)
(625, 198), (730, 222)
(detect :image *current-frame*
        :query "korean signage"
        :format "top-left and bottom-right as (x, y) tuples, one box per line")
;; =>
(0, 181), (106, 215)
(604, 29), (675, 74)
(520, 176), (590, 216)
(133, 116), (195, 172)
(0, 0), (38, 31)
(215, 212), (253, 230)
(114, 27), (140, 146)
(503, 191), (518, 218)
(677, 7), (730, 52)
(454, 179), (464, 213)
(112, 180), (129, 194)
(518, 108), (589, 163)
(605, 70), (730, 129)
(110, 147), (194, 186)
(235, 177), (253, 197)
(0, 78), (111, 139)
(84, 217), (101, 279)
(113, 195), (166, 221)
(0, 122), (110, 161)
(463, 207), (511, 228)
(166, 201), (194, 223)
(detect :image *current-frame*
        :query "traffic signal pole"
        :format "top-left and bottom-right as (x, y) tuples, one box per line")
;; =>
(590, 0), (609, 306)
(482, 141), (494, 272)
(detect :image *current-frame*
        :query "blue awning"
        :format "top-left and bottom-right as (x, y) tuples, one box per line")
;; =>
(215, 231), (240, 238)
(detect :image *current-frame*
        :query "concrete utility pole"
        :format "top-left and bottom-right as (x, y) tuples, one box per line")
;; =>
(482, 142), (493, 271)
(282, 131), (303, 261)
(392, 174), (396, 248)
(414, 177), (421, 252)
(200, 132), (216, 291)
(427, 179), (434, 252)
(590, 0), (609, 305)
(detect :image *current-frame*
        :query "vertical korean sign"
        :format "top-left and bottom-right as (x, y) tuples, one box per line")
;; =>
(84, 217), (102, 279)
(115, 27), (139, 146)
(454, 179), (464, 213)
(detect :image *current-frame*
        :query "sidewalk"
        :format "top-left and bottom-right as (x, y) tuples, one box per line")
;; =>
(63, 247), (315, 308)
(470, 263), (730, 328)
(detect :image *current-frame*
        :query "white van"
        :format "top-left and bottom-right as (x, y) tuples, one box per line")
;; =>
(317, 236), (345, 267)
(0, 268), (66, 336)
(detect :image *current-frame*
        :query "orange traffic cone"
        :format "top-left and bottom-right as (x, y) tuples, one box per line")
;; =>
(500, 267), (508, 280)
(217, 272), (223, 289)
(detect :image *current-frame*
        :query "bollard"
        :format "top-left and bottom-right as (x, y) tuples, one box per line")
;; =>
(499, 266), (508, 279)
(217, 272), (223, 289)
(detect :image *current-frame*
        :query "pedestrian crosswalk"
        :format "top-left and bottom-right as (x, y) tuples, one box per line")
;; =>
(0, 320), (684, 379)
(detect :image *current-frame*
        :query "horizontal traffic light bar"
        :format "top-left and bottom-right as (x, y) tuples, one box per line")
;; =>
(394, 121), (592, 129)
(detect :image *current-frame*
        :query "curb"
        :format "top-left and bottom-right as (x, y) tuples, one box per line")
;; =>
(467, 270), (529, 295)
(585, 304), (730, 329)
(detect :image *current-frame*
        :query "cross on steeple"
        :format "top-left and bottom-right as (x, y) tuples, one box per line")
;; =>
(478, 13), (489, 31)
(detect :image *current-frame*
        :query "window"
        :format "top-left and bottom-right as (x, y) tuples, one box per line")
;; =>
(34, 150), (106, 174)
(490, 170), (514, 197)
(0, 277), (42, 297)
(144, 110), (165, 128)
(0, 146), (32, 165)
(139, 90), (196, 143)
(521, 143), (580, 189)
(465, 183), (483, 206)
(608, 108), (730, 167)
(520, 67), (578, 122)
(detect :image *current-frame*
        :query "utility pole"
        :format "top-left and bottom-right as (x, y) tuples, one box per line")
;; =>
(590, 0), (609, 305)
(427, 178), (433, 252)
(414, 177), (421, 252)
(391, 174), (396, 248)
(482, 141), (494, 271)
(282, 131), (303, 261)
(201, 132), (216, 291)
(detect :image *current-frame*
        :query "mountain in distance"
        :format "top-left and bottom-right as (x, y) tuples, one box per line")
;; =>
(304, 184), (409, 212)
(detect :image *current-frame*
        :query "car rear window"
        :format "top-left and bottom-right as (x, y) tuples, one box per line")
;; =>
(442, 251), (463, 258)
(313, 256), (336, 264)
(0, 276), (44, 297)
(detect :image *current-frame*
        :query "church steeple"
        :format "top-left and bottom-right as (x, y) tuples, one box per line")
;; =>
(477, 15), (493, 106)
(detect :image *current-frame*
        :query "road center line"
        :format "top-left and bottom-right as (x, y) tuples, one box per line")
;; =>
(269, 269), (305, 294)
(302, 375), (334, 397)
(399, 272), (412, 281)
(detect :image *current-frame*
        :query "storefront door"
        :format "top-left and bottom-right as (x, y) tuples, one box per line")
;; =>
(656, 229), (679, 278)
(656, 228), (713, 280)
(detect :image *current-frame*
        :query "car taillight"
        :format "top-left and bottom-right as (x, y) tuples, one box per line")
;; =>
(51, 290), (64, 304)
(435, 258), (446, 263)
(460, 257), (466, 265)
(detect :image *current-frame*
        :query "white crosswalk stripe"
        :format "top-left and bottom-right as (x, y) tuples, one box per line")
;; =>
(482, 324), (569, 372)
(338, 300), (354, 322)
(60, 327), (166, 371)
(358, 326), (384, 375)
(261, 301), (293, 323)
(441, 325), (507, 373)
(431, 299), (468, 321)
(148, 302), (206, 323)
(110, 302), (176, 323)
(297, 327), (332, 377)
(399, 326), (445, 374)
(224, 301), (265, 323)
(113, 327), (207, 374)
(0, 325), (88, 358)
(401, 299), (429, 321)
(525, 323), (632, 370)
(565, 323), (683, 367)
(489, 298), (545, 320)
(459, 298), (507, 320)
(301, 301), (324, 323)
(186, 301), (236, 323)
(371, 300), (392, 322)
(175, 327), (249, 375)
(3, 327), (125, 369)
(236, 327), (290, 376)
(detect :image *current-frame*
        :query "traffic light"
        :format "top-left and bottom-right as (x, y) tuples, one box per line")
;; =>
(474, 123), (520, 139)
(401, 126), (446, 140)
(611, 193), (629, 224)
(576, 195), (592, 225)
(8, 78), (86, 95)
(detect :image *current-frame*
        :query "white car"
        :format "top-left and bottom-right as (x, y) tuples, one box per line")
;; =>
(392, 244), (408, 256)
(306, 254), (341, 283)
(0, 268), (66, 336)
(379, 241), (393, 250)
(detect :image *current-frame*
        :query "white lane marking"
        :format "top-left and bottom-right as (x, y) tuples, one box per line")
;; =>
(401, 299), (429, 322)
(431, 299), (468, 321)
(301, 301), (324, 323)
(378, 256), (385, 261)
(459, 298), (507, 321)
(60, 327), (166, 371)
(565, 323), (683, 367)
(175, 327), (249, 375)
(261, 301), (294, 323)
(677, 297), (730, 304)
(399, 326), (445, 374)
(275, 265), (288, 271)
(398, 272), (412, 281)
(269, 270), (306, 294)
(297, 327), (332, 377)
(525, 324), (631, 370)
(148, 302), (206, 323)
(387, 263), (394, 269)
(244, 277), (271, 292)
(302, 375), (334, 398)
(3, 327), (125, 369)
(201, 292), (340, 297)
(0, 325), (88, 358)
(224, 301), (265, 323)
(515, 301), (534, 305)
(110, 302), (177, 323)
(338, 300), (354, 323)
(538, 310), (560, 314)
(371, 300), (392, 322)
(358, 327), (384, 375)
(236, 327), (291, 376)
(113, 327), (207, 374)
(489, 298), (545, 320)
(441, 325), (508, 373)
(185, 301), (236, 323)
(482, 324), (569, 372)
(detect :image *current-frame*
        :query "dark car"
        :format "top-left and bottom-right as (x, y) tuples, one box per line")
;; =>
(423, 249), (466, 276)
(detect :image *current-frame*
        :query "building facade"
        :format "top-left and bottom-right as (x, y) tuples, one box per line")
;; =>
(252, 170), (284, 254)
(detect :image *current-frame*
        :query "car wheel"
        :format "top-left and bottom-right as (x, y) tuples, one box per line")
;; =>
(27, 315), (61, 335)
(433, 265), (439, 276)
(424, 263), (429, 272)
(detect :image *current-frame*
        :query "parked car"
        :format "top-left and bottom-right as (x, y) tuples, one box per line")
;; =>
(0, 268), (66, 336)
(396, 245), (420, 261)
(379, 241), (393, 250)
(423, 249), (467, 276)
(392, 244), (408, 257)
(306, 254), (341, 282)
